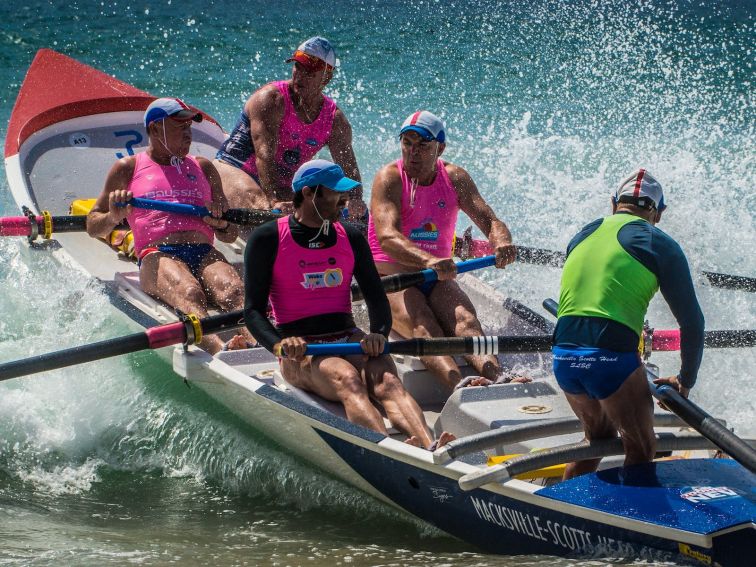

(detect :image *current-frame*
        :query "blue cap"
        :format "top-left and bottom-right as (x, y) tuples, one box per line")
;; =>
(144, 97), (202, 128)
(292, 159), (360, 193)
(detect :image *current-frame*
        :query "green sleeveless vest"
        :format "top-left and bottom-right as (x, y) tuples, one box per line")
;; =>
(557, 214), (659, 335)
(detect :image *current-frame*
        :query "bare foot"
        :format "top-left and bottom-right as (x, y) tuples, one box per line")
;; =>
(435, 431), (456, 448)
(404, 436), (423, 448)
(224, 334), (251, 351)
(495, 371), (532, 384)
(454, 376), (494, 389)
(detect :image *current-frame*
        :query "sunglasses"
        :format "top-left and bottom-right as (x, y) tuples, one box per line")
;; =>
(292, 50), (331, 72)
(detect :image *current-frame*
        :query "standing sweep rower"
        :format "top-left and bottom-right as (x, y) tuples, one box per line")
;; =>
(368, 111), (531, 391)
(214, 36), (366, 221)
(553, 169), (705, 478)
(87, 97), (254, 354)
(244, 159), (451, 449)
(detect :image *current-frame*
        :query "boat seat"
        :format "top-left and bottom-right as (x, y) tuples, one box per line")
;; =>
(272, 371), (399, 434)
(113, 271), (177, 324)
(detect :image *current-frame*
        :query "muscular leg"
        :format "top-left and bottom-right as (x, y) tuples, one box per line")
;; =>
(562, 365), (656, 478)
(599, 365), (656, 467)
(198, 251), (256, 346)
(213, 159), (269, 211)
(348, 349), (434, 448)
(281, 355), (388, 434)
(562, 393), (616, 479)
(428, 280), (503, 381)
(139, 252), (224, 354)
(386, 286), (463, 391)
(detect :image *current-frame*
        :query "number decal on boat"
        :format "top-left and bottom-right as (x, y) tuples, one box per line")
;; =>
(114, 130), (143, 158)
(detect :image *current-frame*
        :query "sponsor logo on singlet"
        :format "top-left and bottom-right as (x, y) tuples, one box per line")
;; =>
(301, 268), (344, 289)
(410, 219), (439, 242)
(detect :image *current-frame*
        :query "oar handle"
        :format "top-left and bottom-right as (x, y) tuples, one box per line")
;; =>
(350, 256), (496, 302)
(0, 215), (88, 237)
(122, 197), (210, 217)
(303, 335), (553, 357)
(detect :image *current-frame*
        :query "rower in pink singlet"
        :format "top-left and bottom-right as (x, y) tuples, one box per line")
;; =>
(368, 158), (459, 264)
(217, 80), (337, 189)
(269, 215), (354, 326)
(126, 151), (214, 256)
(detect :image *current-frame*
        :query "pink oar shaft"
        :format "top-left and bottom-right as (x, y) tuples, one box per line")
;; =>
(651, 329), (681, 351)
(0, 216), (37, 237)
(145, 321), (186, 349)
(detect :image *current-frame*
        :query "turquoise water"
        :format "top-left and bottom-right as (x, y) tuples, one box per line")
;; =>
(1, 1), (754, 564)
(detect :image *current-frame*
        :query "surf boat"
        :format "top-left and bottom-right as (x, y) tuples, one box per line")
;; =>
(4, 49), (755, 566)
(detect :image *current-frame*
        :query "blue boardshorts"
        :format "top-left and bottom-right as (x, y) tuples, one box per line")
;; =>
(552, 346), (641, 400)
(415, 280), (438, 297)
(138, 243), (215, 278)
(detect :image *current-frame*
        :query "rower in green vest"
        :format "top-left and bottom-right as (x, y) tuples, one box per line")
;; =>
(552, 169), (705, 479)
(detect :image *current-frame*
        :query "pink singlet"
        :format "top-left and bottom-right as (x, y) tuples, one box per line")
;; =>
(368, 159), (460, 263)
(269, 216), (355, 325)
(126, 152), (214, 255)
(242, 81), (337, 187)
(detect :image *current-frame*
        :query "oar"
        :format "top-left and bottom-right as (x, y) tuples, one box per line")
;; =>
(542, 298), (756, 473)
(0, 212), (89, 239)
(646, 366), (756, 474)
(541, 298), (755, 349)
(120, 197), (368, 232)
(455, 230), (756, 292)
(0, 311), (244, 382)
(302, 335), (553, 357)
(350, 255), (496, 301)
(0, 256), (500, 381)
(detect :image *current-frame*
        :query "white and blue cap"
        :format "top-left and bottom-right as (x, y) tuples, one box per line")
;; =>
(144, 97), (203, 128)
(286, 36), (337, 69)
(614, 169), (666, 211)
(399, 110), (446, 143)
(292, 159), (360, 193)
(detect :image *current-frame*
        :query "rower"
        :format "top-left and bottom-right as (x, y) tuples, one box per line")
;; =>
(552, 169), (705, 478)
(214, 36), (367, 222)
(368, 111), (532, 391)
(86, 97), (254, 354)
(243, 159), (450, 449)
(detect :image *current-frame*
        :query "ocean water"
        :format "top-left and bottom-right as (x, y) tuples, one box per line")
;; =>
(0, 0), (754, 565)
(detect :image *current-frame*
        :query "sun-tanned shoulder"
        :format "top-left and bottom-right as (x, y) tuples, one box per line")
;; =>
(247, 83), (284, 116)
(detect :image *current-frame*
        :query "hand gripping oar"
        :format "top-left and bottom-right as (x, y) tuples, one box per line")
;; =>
(455, 229), (756, 292)
(543, 298), (756, 473)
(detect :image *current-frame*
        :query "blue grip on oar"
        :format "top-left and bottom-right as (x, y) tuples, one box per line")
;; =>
(303, 342), (389, 356)
(117, 198), (210, 217)
(419, 255), (496, 284)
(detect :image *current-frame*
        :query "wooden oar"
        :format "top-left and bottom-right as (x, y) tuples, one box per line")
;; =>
(456, 230), (756, 292)
(0, 257), (497, 381)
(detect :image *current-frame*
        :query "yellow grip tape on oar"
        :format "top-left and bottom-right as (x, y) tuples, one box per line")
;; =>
(487, 454), (566, 480)
(185, 313), (203, 345)
(41, 211), (53, 239)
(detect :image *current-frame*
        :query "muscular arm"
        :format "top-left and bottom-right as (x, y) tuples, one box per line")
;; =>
(346, 226), (392, 336)
(451, 165), (515, 265)
(86, 157), (136, 239)
(248, 86), (290, 204)
(243, 221), (282, 352)
(198, 156), (238, 243)
(370, 164), (440, 269)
